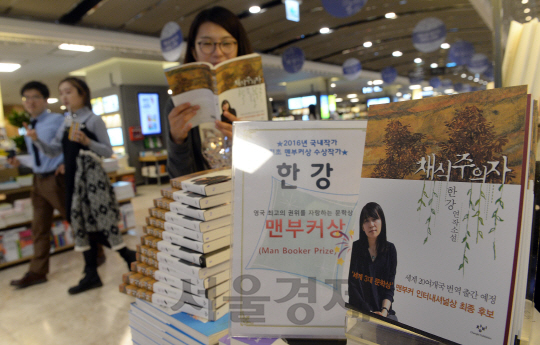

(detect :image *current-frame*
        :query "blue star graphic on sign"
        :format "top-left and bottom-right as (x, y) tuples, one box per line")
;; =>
(343, 150), (348, 155)
(278, 141), (283, 146)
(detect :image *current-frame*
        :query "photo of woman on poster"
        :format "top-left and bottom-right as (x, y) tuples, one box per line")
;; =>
(348, 202), (398, 321)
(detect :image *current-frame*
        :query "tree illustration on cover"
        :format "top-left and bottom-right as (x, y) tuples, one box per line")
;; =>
(439, 105), (513, 184)
(372, 120), (428, 179)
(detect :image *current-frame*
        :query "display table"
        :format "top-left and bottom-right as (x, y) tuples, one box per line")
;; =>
(138, 154), (168, 185)
(107, 167), (136, 182)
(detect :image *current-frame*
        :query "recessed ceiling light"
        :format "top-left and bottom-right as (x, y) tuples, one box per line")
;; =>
(249, 6), (261, 13)
(468, 76), (473, 80)
(385, 12), (396, 19)
(269, 98), (273, 101)
(0, 63), (21, 72)
(474, 78), (479, 82)
(444, 89), (454, 94)
(423, 86), (433, 91)
(320, 27), (331, 34)
(47, 98), (58, 104)
(363, 41), (373, 48)
(409, 84), (421, 90)
(440, 43), (450, 49)
(168, 89), (173, 95)
(461, 73), (467, 78)
(335, 98), (343, 102)
(392, 51), (403, 57)
(430, 63), (438, 68)
(279, 82), (287, 86)
(60, 105), (66, 110)
(367, 81), (373, 85)
(523, 0), (529, 3)
(396, 92), (402, 97)
(330, 83), (336, 87)
(347, 94), (358, 98)
(373, 80), (383, 85)
(414, 58), (422, 63)
(351, 98), (359, 102)
(59, 43), (95, 52)
(526, 16), (532, 21)
(524, 8), (531, 13)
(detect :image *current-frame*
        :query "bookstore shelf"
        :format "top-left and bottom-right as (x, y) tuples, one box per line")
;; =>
(0, 227), (133, 269)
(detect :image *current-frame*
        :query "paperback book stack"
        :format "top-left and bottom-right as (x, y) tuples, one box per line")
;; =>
(119, 168), (233, 344)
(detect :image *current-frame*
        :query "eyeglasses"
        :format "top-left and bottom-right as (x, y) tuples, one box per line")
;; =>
(197, 39), (238, 54)
(22, 95), (45, 102)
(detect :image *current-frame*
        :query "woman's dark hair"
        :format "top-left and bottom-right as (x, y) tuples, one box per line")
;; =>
(59, 77), (91, 108)
(184, 6), (253, 63)
(21, 81), (49, 99)
(359, 202), (388, 252)
(221, 99), (230, 109)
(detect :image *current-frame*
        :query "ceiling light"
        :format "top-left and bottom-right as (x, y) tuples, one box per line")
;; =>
(526, 16), (532, 21)
(279, 82), (287, 86)
(351, 98), (359, 103)
(440, 43), (450, 49)
(385, 12), (396, 19)
(367, 81), (373, 85)
(269, 97), (273, 101)
(347, 94), (358, 98)
(468, 76), (473, 80)
(0, 63), (21, 72)
(409, 84), (421, 90)
(444, 89), (454, 94)
(430, 63), (438, 68)
(414, 58), (422, 63)
(167, 89), (173, 95)
(474, 78), (479, 82)
(59, 43), (95, 52)
(320, 27), (331, 34)
(523, 0), (529, 3)
(249, 6), (261, 13)
(363, 41), (373, 48)
(423, 86), (433, 91)
(461, 73), (467, 78)
(396, 92), (402, 97)
(392, 51), (403, 57)
(335, 98), (343, 102)
(373, 80), (383, 85)
(330, 83), (336, 87)
(60, 105), (66, 110)
(47, 98), (58, 104)
(524, 8), (531, 13)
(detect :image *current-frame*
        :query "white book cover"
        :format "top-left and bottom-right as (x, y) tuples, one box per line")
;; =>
(170, 201), (231, 221)
(181, 170), (232, 196)
(173, 189), (232, 209)
(165, 211), (232, 232)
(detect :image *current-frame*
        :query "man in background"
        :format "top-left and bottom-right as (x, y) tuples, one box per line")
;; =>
(9, 81), (67, 288)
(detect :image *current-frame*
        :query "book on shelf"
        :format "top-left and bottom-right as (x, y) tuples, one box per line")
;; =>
(153, 267), (230, 291)
(162, 230), (231, 253)
(153, 197), (173, 210)
(180, 170), (232, 197)
(164, 222), (231, 242)
(169, 201), (232, 222)
(160, 186), (179, 199)
(173, 189), (232, 209)
(156, 251), (230, 279)
(131, 299), (229, 345)
(157, 240), (230, 267)
(170, 167), (231, 190)
(165, 53), (268, 128)
(165, 212), (231, 232)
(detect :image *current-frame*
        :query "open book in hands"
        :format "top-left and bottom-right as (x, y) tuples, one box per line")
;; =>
(165, 53), (268, 128)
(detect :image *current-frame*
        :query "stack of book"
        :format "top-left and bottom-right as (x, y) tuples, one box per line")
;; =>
(119, 168), (232, 344)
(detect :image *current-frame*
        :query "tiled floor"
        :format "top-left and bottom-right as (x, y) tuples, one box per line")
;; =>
(1, 184), (163, 345)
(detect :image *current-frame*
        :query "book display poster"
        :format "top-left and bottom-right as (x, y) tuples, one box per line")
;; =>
(231, 121), (367, 338)
(343, 85), (532, 345)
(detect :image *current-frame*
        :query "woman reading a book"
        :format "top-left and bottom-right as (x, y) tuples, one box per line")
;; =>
(220, 100), (236, 124)
(348, 202), (398, 321)
(26, 77), (136, 295)
(165, 6), (253, 178)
